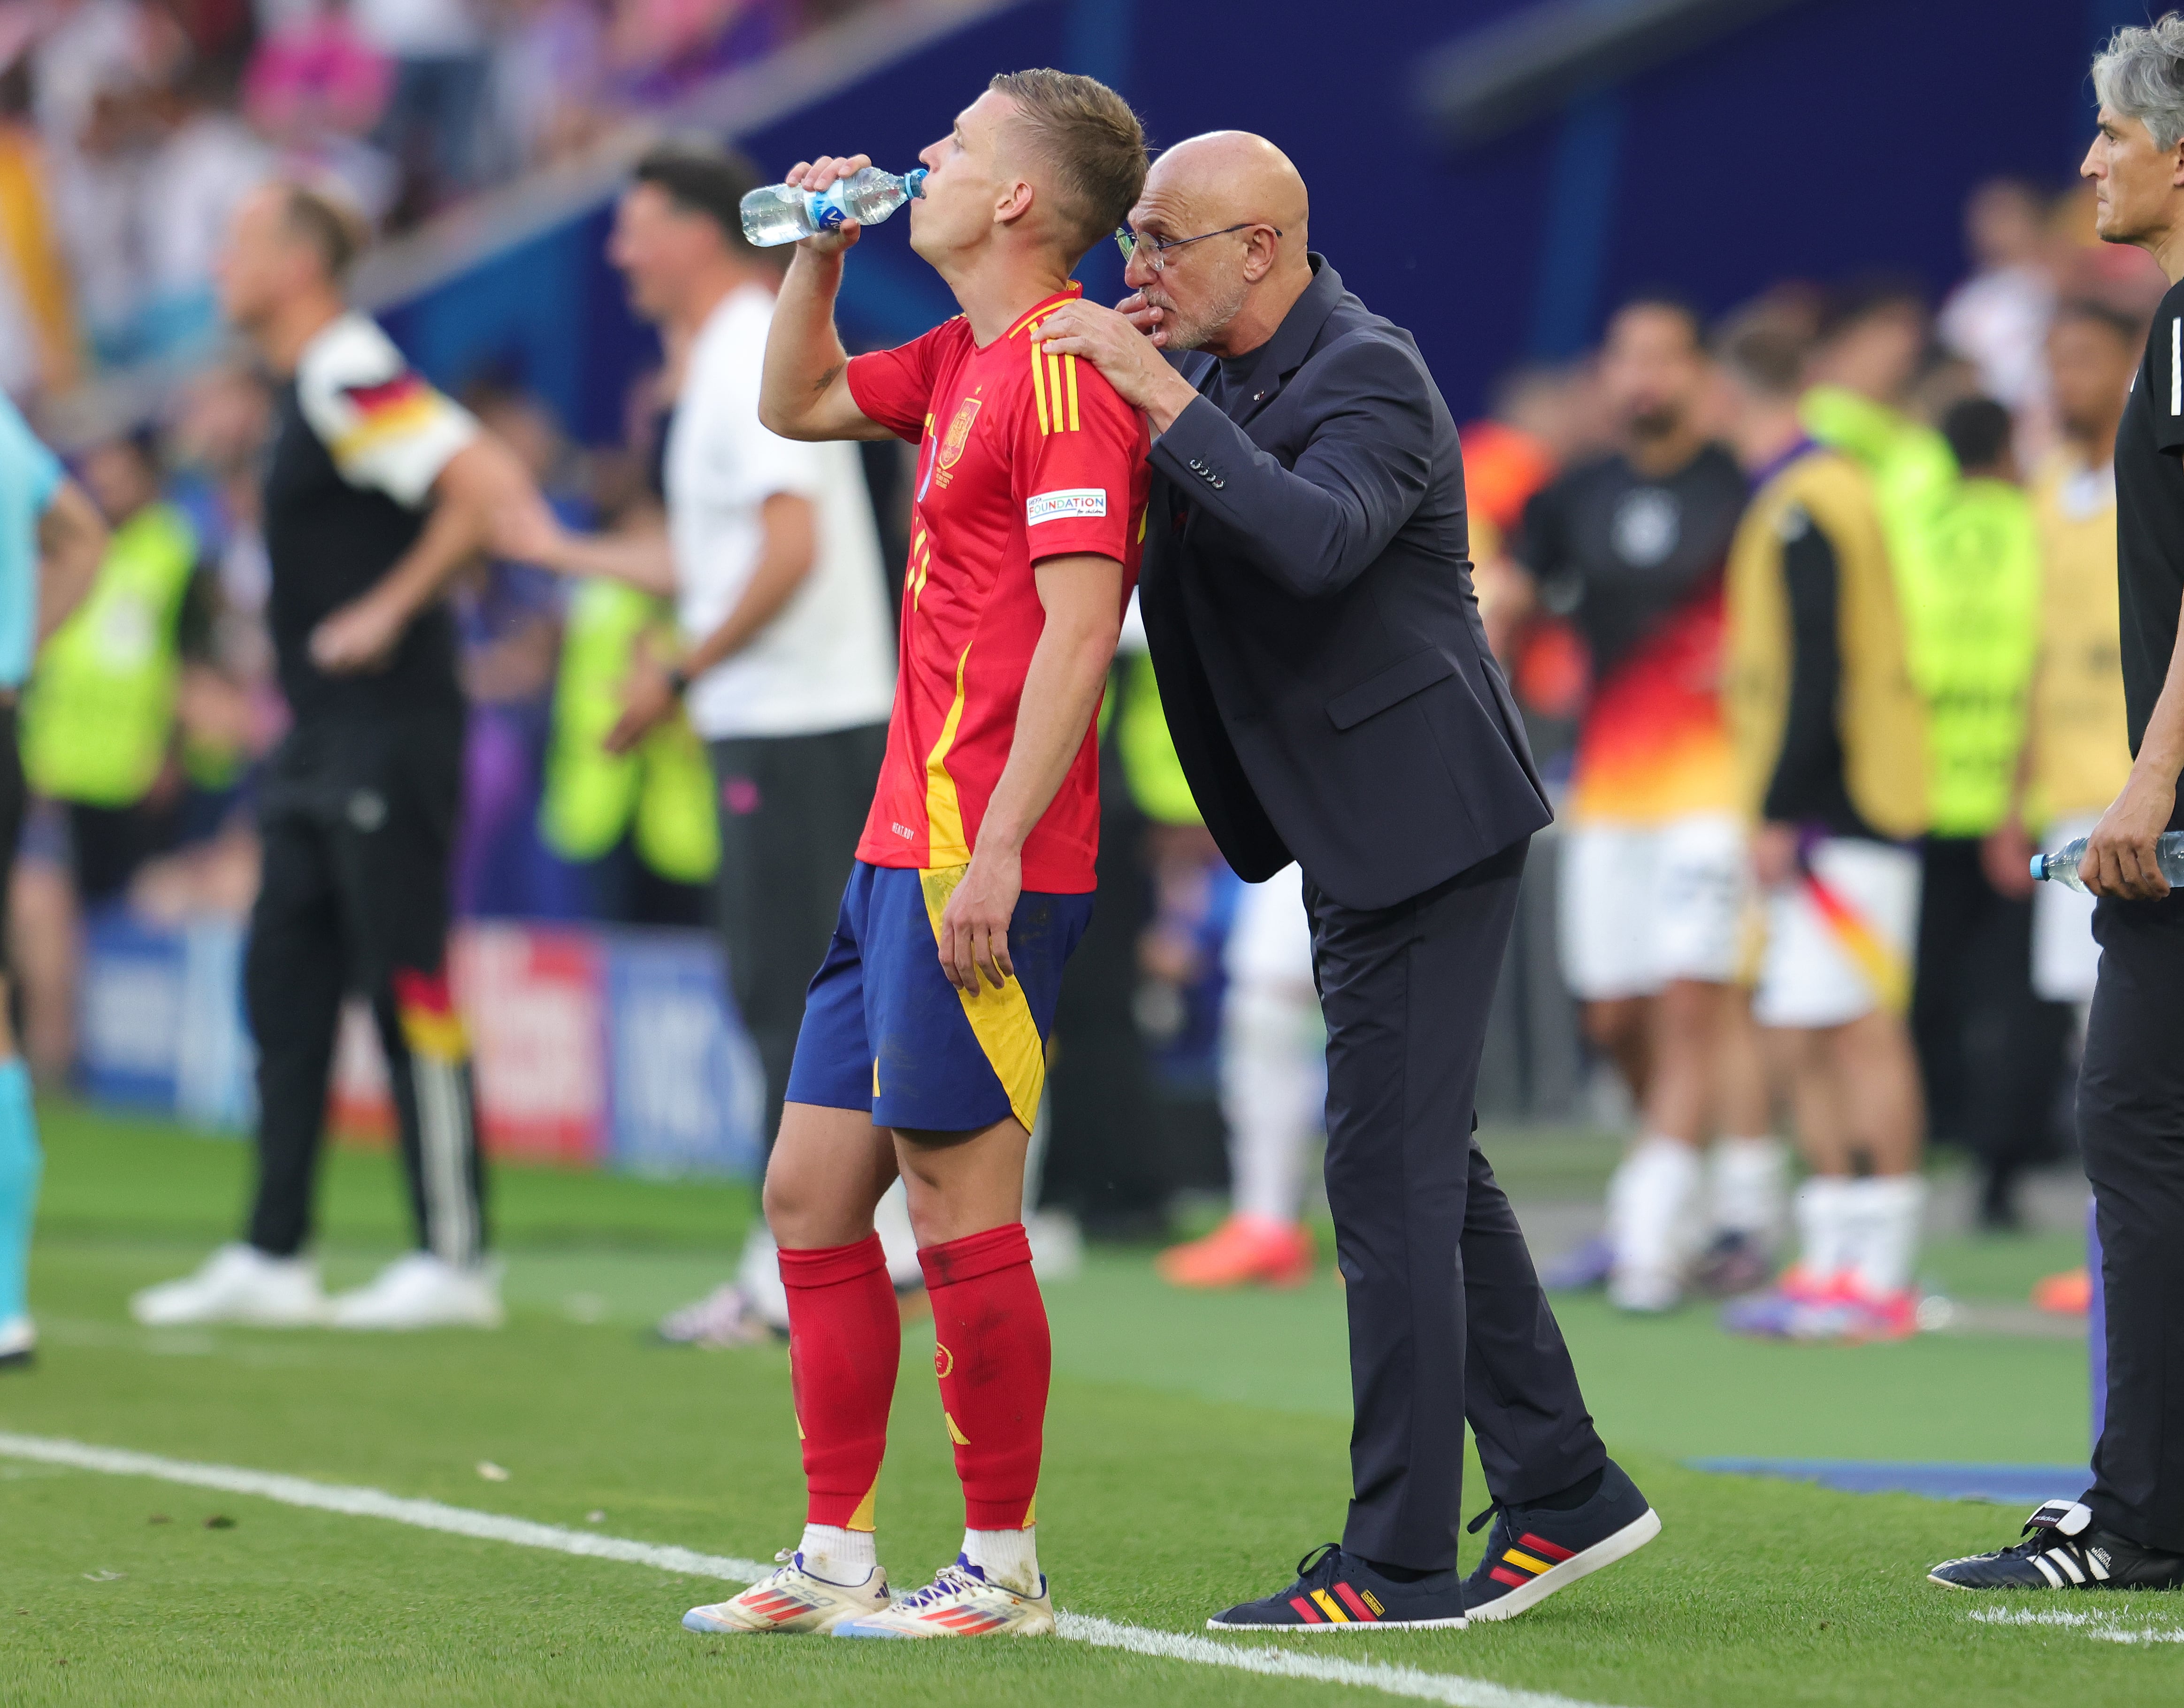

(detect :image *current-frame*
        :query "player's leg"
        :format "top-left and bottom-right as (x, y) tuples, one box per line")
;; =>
(132, 786), (337, 1326)
(1694, 989), (1785, 1295)
(832, 867), (1088, 1640)
(1546, 825), (1656, 1291)
(1163, 863), (1320, 1288)
(0, 708), (38, 1365)
(686, 862), (900, 1636)
(1729, 837), (1922, 1340)
(326, 717), (497, 1330)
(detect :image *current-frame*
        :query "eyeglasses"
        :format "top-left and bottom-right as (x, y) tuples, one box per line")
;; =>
(1112, 222), (1281, 273)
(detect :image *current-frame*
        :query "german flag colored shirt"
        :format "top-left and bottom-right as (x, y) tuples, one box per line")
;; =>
(264, 311), (479, 721)
(845, 284), (1149, 893)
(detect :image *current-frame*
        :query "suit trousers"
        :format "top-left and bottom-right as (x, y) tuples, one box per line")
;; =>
(2080, 889), (2184, 1553)
(1306, 837), (1605, 1572)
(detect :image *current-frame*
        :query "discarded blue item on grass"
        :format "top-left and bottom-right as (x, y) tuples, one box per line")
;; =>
(1689, 1459), (2091, 1507)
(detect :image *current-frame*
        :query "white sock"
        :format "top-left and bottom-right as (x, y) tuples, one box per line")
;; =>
(1608, 1136), (1703, 1280)
(963, 1525), (1041, 1596)
(798, 1524), (876, 1583)
(736, 1223), (790, 1333)
(1710, 1137), (1788, 1241)
(1844, 1174), (1926, 1300)
(1221, 984), (1320, 1225)
(1791, 1176), (1853, 1285)
(874, 1180), (924, 1290)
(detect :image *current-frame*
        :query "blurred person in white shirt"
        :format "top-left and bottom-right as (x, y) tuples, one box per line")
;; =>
(502, 139), (904, 1343)
(1939, 179), (2057, 414)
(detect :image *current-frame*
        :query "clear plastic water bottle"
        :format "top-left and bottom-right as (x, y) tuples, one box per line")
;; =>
(739, 167), (927, 247)
(2032, 830), (2184, 892)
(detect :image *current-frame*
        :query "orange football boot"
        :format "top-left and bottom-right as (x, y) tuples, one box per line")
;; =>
(1156, 1214), (1315, 1288)
(2032, 1267), (2092, 1315)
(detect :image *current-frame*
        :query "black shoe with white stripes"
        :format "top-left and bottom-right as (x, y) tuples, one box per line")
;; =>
(1928, 1500), (2184, 1591)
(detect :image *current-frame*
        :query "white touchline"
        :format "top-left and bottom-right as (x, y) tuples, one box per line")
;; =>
(1967, 1607), (2184, 1644)
(0, 1432), (1621, 1708)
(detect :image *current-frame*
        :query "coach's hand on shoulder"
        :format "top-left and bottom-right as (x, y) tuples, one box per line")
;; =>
(309, 590), (407, 675)
(939, 847), (1020, 994)
(1033, 301), (1198, 434)
(2084, 768), (2177, 900)
(784, 155), (868, 257)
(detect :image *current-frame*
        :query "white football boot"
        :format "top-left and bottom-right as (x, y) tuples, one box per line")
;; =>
(0, 1312), (33, 1367)
(834, 1555), (1054, 1639)
(683, 1551), (891, 1634)
(326, 1253), (504, 1330)
(130, 1244), (328, 1327)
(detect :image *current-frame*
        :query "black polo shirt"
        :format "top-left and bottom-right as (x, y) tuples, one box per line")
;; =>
(2117, 275), (2184, 773)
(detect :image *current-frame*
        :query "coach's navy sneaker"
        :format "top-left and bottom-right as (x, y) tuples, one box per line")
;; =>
(1206, 1544), (1467, 1631)
(1928, 1500), (2184, 1591)
(1460, 1460), (1660, 1621)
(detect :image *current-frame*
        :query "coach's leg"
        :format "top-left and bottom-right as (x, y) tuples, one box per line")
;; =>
(1315, 840), (1526, 1573)
(2080, 894), (2184, 1554)
(1460, 1140), (1607, 1508)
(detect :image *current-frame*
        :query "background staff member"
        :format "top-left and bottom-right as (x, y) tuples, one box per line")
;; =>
(1036, 130), (1656, 1631)
(1934, 18), (2184, 1594)
(0, 396), (104, 1370)
(132, 182), (544, 1335)
(505, 140), (904, 1345)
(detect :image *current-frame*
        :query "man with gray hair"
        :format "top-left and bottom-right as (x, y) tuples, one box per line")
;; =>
(1931, 16), (2184, 1593)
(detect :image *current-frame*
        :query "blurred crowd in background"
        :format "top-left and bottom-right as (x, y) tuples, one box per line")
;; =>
(0, 0), (885, 389)
(0, 4), (2158, 1284)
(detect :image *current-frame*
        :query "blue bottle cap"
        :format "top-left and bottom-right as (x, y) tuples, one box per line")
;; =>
(904, 167), (928, 198)
(2029, 854), (2045, 881)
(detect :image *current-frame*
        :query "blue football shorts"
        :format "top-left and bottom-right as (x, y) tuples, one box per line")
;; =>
(784, 860), (1094, 1134)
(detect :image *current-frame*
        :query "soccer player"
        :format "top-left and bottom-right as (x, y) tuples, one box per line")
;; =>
(1513, 297), (1782, 1313)
(1716, 311), (1931, 1344)
(0, 399), (106, 1370)
(678, 71), (1148, 1639)
(131, 183), (543, 1332)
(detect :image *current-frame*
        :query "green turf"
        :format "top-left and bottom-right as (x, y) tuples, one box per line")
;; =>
(3, 1105), (2176, 1706)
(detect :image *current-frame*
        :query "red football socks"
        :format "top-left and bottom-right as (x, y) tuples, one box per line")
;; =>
(920, 1222), (1049, 1531)
(780, 1234), (899, 1531)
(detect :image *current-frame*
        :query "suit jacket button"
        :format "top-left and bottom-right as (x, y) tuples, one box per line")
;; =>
(1188, 457), (1204, 470)
(1211, 477), (1226, 489)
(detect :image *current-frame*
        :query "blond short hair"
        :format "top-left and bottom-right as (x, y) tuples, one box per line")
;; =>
(988, 68), (1147, 259)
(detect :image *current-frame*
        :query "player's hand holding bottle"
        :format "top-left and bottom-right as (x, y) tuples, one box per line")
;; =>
(778, 155), (874, 257)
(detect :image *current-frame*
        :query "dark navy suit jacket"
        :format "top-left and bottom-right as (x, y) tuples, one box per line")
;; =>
(1137, 256), (1552, 911)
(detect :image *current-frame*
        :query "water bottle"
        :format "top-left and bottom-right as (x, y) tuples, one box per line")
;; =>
(2032, 830), (2184, 892)
(739, 167), (927, 248)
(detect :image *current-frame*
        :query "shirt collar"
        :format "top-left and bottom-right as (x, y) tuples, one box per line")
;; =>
(1004, 281), (1085, 342)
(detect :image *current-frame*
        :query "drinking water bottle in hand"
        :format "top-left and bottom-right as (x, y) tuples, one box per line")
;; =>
(740, 166), (927, 247)
(2032, 830), (2184, 892)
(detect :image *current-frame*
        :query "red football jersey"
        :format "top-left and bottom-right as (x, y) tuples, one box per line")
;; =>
(846, 284), (1149, 892)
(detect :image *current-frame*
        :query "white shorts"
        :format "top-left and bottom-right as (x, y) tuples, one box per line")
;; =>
(1753, 837), (1922, 1029)
(2031, 814), (2101, 1005)
(1226, 862), (1316, 991)
(1557, 814), (1747, 1001)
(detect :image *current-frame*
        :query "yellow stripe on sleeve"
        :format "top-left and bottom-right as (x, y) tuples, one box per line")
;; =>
(1028, 337), (1050, 435)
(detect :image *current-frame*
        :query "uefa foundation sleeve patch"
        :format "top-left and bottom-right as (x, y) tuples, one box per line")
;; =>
(1027, 488), (1109, 524)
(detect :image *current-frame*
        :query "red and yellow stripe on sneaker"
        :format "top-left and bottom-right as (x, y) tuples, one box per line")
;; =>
(682, 1551), (889, 1635)
(1487, 1532), (1577, 1591)
(1285, 1580), (1393, 1624)
(835, 1557), (1055, 1639)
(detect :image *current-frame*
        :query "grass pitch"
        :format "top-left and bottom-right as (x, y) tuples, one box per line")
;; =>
(2, 1105), (2177, 1706)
